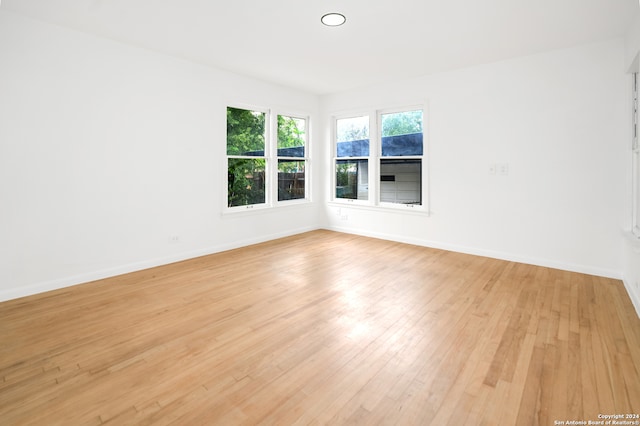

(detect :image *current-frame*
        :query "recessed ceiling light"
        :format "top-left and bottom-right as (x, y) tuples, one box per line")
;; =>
(321, 13), (346, 27)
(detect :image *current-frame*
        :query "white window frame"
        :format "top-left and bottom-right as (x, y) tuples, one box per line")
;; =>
(225, 105), (312, 214)
(632, 73), (640, 237)
(332, 112), (374, 206)
(377, 106), (426, 211)
(274, 112), (311, 206)
(331, 105), (428, 213)
(225, 105), (270, 212)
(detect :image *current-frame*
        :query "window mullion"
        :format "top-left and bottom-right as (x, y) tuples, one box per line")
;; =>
(266, 109), (275, 207)
(370, 111), (379, 206)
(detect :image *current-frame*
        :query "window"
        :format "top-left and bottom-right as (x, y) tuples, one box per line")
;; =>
(335, 115), (369, 201)
(226, 106), (309, 210)
(332, 107), (425, 210)
(379, 109), (423, 206)
(227, 107), (267, 208)
(277, 115), (307, 201)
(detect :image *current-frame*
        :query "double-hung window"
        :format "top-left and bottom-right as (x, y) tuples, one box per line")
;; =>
(335, 115), (370, 201)
(277, 115), (307, 201)
(332, 106), (425, 210)
(379, 109), (424, 206)
(226, 106), (309, 210)
(227, 106), (267, 208)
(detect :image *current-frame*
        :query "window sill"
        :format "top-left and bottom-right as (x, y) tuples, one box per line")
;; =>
(222, 199), (314, 218)
(328, 200), (431, 216)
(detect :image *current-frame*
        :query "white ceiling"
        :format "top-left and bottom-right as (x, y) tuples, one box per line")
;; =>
(2, 0), (638, 94)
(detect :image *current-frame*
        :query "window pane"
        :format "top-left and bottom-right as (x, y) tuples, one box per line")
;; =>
(228, 158), (266, 207)
(336, 116), (369, 157)
(336, 159), (368, 200)
(278, 160), (305, 201)
(379, 159), (421, 205)
(278, 115), (305, 158)
(381, 110), (423, 156)
(227, 107), (266, 156)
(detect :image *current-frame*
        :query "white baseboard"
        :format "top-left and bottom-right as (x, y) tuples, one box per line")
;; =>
(0, 226), (318, 303)
(623, 278), (640, 319)
(324, 225), (623, 280)
(3, 225), (632, 316)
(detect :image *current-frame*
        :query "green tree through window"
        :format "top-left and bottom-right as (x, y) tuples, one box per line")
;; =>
(226, 107), (310, 208)
(277, 115), (306, 200)
(227, 107), (266, 207)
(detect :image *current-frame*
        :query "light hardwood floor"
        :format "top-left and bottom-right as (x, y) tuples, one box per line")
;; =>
(1, 230), (639, 425)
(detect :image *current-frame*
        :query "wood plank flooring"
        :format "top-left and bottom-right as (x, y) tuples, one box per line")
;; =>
(1, 230), (639, 425)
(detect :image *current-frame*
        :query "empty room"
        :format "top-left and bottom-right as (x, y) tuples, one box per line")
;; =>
(1, 0), (640, 424)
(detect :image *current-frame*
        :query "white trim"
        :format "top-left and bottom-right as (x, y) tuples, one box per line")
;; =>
(222, 198), (316, 218)
(3, 226), (635, 319)
(632, 73), (640, 238)
(332, 112), (373, 205)
(0, 225), (318, 303)
(331, 104), (429, 212)
(623, 277), (640, 319)
(225, 105), (313, 213)
(274, 112), (311, 205)
(327, 201), (431, 216)
(324, 225), (623, 280)
(633, 149), (640, 237)
(224, 105), (270, 211)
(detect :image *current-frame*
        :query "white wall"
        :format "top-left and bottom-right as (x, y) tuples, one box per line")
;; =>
(321, 39), (628, 280)
(625, 14), (640, 72)
(0, 10), (321, 301)
(0, 9), (635, 313)
(623, 16), (640, 316)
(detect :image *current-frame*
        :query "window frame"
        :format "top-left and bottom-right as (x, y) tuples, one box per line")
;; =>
(331, 104), (428, 213)
(224, 104), (311, 214)
(632, 73), (640, 237)
(226, 105), (270, 211)
(275, 113), (311, 206)
(377, 106), (425, 210)
(332, 113), (373, 205)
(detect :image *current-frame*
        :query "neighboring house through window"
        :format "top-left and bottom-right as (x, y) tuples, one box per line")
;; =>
(333, 106), (426, 211)
(379, 109), (423, 206)
(335, 115), (370, 201)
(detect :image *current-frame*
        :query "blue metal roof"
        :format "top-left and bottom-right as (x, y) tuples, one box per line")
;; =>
(337, 133), (423, 157)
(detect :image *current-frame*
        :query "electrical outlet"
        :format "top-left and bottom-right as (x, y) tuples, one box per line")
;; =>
(498, 163), (509, 175)
(168, 235), (180, 244)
